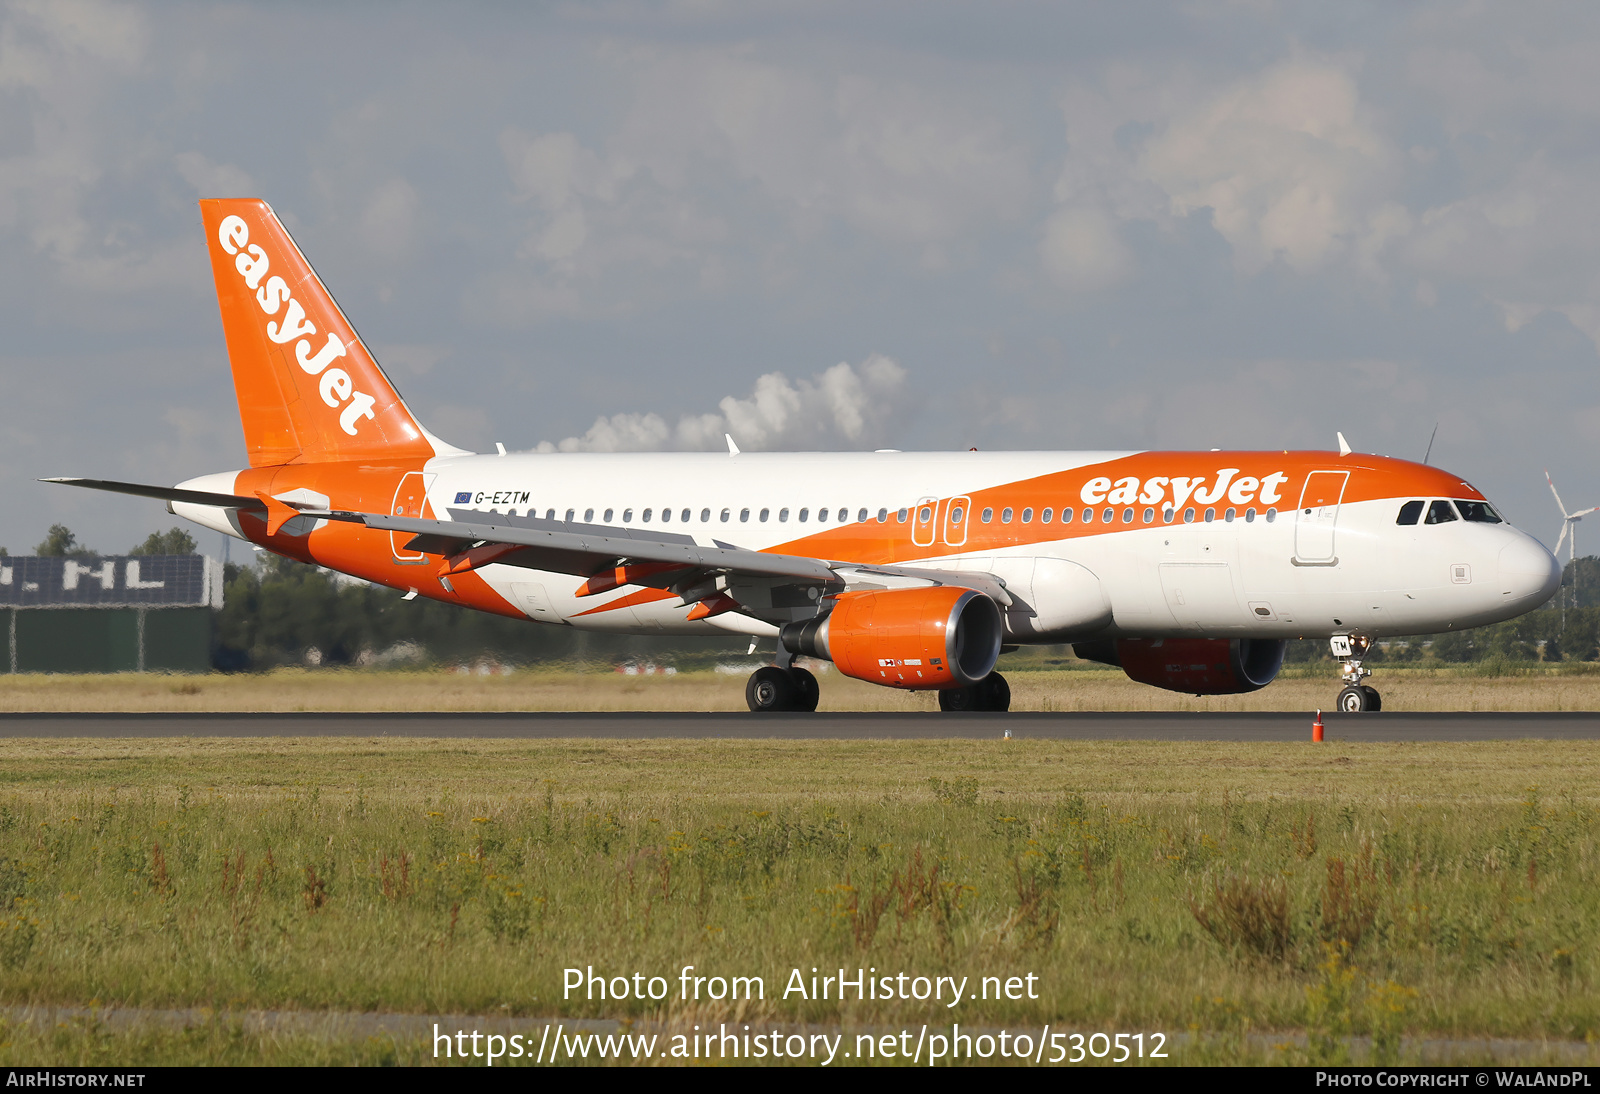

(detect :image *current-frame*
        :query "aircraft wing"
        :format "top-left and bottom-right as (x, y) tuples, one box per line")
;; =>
(41, 477), (1011, 621)
(324, 508), (1014, 615)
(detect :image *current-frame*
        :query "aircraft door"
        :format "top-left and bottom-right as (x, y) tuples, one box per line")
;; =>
(1294, 471), (1349, 563)
(912, 496), (939, 548)
(943, 496), (970, 547)
(390, 472), (429, 563)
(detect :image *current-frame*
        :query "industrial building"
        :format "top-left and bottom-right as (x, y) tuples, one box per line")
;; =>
(1, 555), (225, 673)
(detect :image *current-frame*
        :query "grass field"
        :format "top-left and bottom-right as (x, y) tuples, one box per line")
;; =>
(5, 661), (1600, 712)
(0, 736), (1596, 1065)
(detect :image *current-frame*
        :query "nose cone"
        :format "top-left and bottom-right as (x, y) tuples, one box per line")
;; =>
(1499, 534), (1562, 608)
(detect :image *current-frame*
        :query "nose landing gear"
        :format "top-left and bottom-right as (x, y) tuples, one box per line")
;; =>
(1331, 633), (1382, 712)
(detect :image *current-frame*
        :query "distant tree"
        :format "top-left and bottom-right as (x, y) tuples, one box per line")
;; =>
(130, 528), (198, 555)
(35, 524), (96, 558)
(0, 546), (7, 557)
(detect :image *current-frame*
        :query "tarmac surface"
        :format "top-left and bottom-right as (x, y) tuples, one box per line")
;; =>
(0, 710), (1597, 740)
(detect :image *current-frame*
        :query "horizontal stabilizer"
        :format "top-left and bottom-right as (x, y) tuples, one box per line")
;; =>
(41, 477), (262, 510)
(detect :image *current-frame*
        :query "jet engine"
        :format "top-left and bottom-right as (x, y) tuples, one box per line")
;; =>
(781, 587), (1002, 690)
(1073, 637), (1287, 695)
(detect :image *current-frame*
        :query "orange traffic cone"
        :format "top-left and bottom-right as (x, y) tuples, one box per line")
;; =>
(1312, 709), (1324, 742)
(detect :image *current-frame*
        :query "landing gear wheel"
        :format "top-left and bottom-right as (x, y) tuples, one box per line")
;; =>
(938, 672), (1011, 712)
(981, 671), (1012, 712)
(1337, 685), (1376, 713)
(1359, 684), (1382, 712)
(746, 667), (799, 712)
(791, 667), (820, 712)
(939, 686), (978, 712)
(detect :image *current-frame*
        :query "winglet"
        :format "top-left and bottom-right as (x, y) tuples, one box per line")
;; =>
(726, 433), (740, 456)
(1337, 432), (1352, 456)
(255, 492), (302, 537)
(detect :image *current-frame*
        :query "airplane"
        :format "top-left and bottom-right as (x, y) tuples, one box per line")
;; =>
(47, 199), (1562, 714)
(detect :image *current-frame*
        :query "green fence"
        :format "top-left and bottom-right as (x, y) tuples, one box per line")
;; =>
(4, 608), (213, 673)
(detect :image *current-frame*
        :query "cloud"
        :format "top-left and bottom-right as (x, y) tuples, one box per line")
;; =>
(1039, 205), (1136, 292)
(174, 152), (255, 197)
(539, 354), (909, 452)
(1138, 58), (1407, 275)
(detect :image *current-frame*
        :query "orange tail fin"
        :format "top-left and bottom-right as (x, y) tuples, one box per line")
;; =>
(199, 198), (445, 467)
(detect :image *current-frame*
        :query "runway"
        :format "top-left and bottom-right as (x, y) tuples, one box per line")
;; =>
(0, 710), (1597, 741)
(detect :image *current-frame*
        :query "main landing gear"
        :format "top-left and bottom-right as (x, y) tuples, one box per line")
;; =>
(1331, 633), (1382, 713)
(937, 672), (1011, 712)
(742, 660), (1012, 713)
(745, 665), (820, 712)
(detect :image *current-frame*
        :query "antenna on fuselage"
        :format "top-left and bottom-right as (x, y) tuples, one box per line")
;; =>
(1423, 422), (1439, 465)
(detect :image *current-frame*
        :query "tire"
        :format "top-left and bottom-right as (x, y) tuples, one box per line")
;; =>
(939, 685), (979, 712)
(940, 673), (1012, 712)
(1359, 684), (1382, 712)
(791, 667), (820, 712)
(746, 667), (799, 712)
(1336, 685), (1372, 713)
(982, 672), (1012, 712)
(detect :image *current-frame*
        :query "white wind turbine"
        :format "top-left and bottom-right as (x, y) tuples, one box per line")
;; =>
(1546, 470), (1599, 619)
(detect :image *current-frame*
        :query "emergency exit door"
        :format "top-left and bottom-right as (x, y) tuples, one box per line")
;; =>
(1294, 471), (1348, 562)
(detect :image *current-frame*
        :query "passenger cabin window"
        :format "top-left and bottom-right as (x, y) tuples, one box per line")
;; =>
(1456, 500), (1503, 524)
(779, 508), (790, 522)
(1143, 507), (1154, 523)
(545, 509), (556, 520)
(817, 508), (828, 522)
(661, 508), (671, 522)
(1425, 500), (1459, 524)
(760, 508), (770, 522)
(701, 508), (711, 522)
(622, 509), (633, 522)
(1396, 500), (1424, 525)
(642, 508), (653, 522)
(1102, 507), (1114, 524)
(565, 508), (575, 522)
(1041, 507), (1053, 523)
(951, 506), (964, 524)
(858, 508), (869, 522)
(799, 508), (809, 522)
(1022, 507), (1033, 523)
(918, 506), (932, 523)
(740, 508), (749, 522)
(1082, 508), (1093, 523)
(1001, 507), (1013, 523)
(720, 508), (730, 522)
(584, 508), (594, 522)
(896, 509), (908, 523)
(681, 508), (690, 522)
(604, 508), (614, 522)
(981, 507), (994, 523)
(877, 508), (888, 522)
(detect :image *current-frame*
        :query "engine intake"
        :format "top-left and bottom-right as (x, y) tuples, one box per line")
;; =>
(1074, 637), (1287, 695)
(782, 587), (1002, 689)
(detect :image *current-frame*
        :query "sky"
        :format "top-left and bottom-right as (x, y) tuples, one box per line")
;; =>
(4, 0), (1600, 557)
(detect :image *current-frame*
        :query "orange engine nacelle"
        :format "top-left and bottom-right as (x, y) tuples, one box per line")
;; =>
(780, 587), (1003, 690)
(1076, 637), (1287, 695)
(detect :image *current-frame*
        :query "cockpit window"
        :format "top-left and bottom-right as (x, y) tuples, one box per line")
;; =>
(1455, 500), (1502, 524)
(1425, 500), (1459, 524)
(1396, 500), (1424, 525)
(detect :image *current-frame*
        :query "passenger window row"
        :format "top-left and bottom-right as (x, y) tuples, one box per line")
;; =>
(1395, 499), (1503, 526)
(957, 504), (1280, 526)
(486, 502), (1282, 529)
(498, 506), (893, 525)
